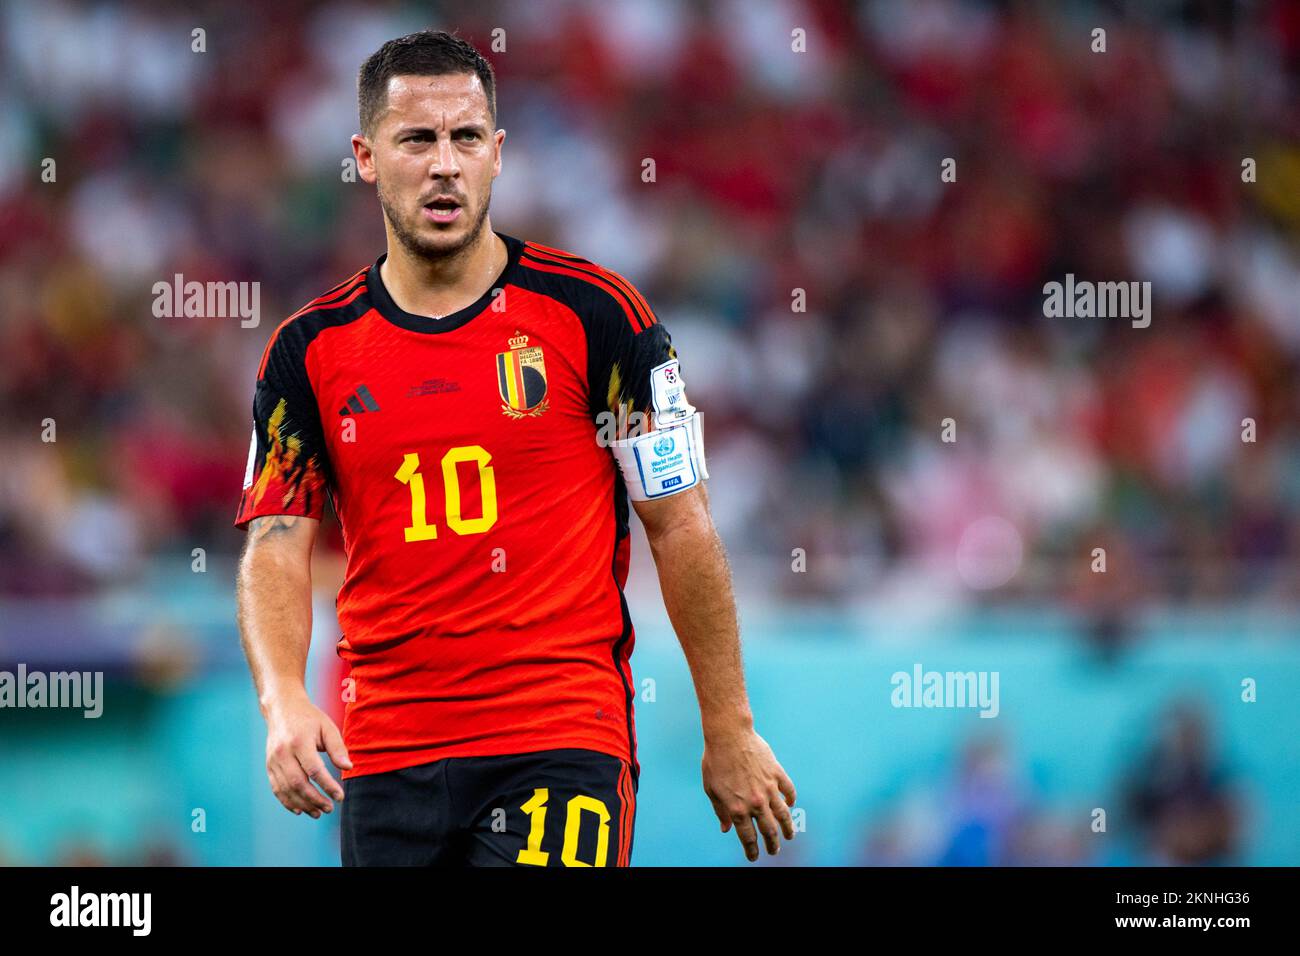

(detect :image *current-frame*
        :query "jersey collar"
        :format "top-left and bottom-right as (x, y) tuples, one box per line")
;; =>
(367, 231), (523, 334)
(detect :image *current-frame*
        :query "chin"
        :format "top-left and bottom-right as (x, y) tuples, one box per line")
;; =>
(405, 230), (468, 261)
(421, 224), (461, 240)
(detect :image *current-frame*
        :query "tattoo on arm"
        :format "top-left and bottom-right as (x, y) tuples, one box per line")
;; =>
(247, 514), (301, 542)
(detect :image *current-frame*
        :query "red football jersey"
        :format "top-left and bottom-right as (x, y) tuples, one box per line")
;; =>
(236, 233), (687, 780)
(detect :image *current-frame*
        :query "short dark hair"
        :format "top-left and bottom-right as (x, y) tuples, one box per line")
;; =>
(358, 30), (497, 137)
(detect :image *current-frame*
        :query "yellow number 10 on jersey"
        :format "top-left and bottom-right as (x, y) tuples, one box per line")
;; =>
(395, 445), (498, 541)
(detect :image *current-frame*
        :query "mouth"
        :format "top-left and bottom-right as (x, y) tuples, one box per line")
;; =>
(422, 197), (463, 225)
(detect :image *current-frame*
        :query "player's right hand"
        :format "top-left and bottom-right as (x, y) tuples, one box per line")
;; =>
(263, 693), (353, 819)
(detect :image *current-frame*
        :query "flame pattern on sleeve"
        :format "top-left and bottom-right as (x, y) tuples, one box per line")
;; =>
(243, 396), (326, 520)
(604, 331), (678, 439)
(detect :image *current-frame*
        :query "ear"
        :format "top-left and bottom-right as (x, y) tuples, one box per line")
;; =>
(352, 133), (378, 185)
(492, 128), (506, 178)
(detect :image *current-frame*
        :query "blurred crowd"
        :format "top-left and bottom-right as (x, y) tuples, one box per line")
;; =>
(2, 0), (1300, 614)
(857, 699), (1242, 866)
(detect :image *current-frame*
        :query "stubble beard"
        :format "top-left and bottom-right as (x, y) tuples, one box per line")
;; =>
(376, 175), (492, 264)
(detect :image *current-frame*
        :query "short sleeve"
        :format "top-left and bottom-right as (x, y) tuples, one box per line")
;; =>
(587, 293), (696, 440)
(234, 324), (331, 530)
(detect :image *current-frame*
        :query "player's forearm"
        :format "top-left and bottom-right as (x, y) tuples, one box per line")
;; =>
(645, 517), (754, 740)
(236, 519), (316, 717)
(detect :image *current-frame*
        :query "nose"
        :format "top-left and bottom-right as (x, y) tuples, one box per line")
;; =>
(429, 132), (460, 179)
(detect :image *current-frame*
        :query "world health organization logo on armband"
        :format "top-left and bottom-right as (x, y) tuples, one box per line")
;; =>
(497, 331), (549, 418)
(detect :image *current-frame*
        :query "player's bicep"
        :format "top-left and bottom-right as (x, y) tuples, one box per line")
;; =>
(240, 515), (321, 582)
(631, 482), (711, 541)
(241, 514), (320, 563)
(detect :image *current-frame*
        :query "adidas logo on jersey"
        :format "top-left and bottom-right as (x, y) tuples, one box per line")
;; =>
(339, 385), (381, 415)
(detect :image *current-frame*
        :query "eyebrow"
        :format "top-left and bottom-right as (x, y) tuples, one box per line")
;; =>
(396, 123), (488, 138)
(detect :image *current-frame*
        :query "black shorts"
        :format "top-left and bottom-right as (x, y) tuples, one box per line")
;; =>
(340, 748), (638, 867)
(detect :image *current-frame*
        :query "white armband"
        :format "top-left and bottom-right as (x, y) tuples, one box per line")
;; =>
(610, 412), (708, 501)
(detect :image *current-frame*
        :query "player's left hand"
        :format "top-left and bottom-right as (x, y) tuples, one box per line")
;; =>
(701, 728), (796, 862)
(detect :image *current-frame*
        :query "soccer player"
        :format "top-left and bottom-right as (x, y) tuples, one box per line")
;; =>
(235, 30), (795, 866)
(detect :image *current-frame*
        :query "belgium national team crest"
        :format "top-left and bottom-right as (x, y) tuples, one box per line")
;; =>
(497, 332), (549, 418)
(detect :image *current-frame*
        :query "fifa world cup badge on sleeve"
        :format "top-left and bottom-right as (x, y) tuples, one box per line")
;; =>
(650, 359), (692, 427)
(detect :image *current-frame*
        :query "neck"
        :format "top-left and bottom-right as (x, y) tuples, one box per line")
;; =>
(380, 222), (505, 318)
